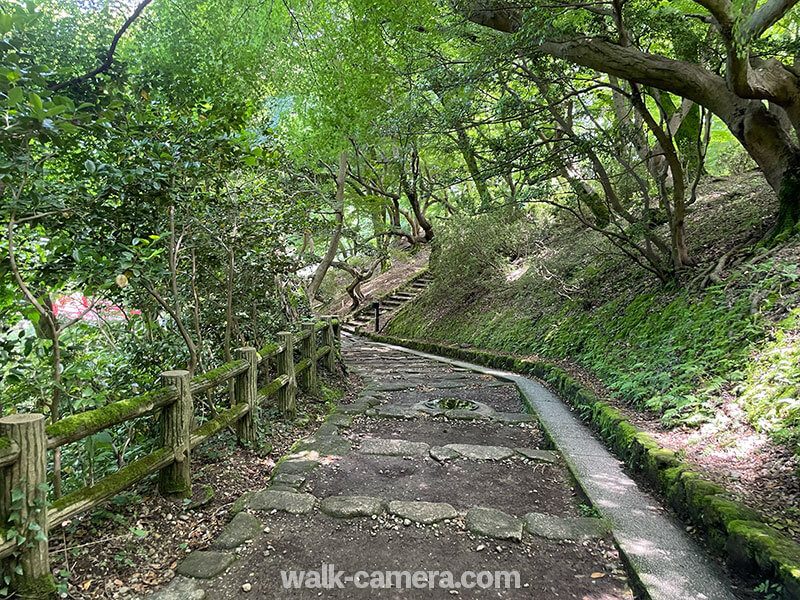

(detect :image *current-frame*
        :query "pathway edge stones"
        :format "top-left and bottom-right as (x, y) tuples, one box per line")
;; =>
(387, 500), (458, 524)
(444, 443), (514, 461)
(523, 512), (610, 540)
(246, 490), (317, 514)
(465, 507), (523, 542)
(176, 551), (236, 579)
(320, 495), (386, 518)
(211, 512), (262, 550)
(359, 437), (430, 456)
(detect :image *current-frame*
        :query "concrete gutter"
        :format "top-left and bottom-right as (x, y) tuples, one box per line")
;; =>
(368, 338), (740, 600)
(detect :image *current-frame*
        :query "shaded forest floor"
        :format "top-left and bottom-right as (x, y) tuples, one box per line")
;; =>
(384, 171), (800, 542)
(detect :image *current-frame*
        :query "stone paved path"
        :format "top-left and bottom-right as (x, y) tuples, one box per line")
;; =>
(148, 337), (746, 600)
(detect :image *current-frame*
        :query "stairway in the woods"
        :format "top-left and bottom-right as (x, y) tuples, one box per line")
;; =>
(151, 335), (746, 600)
(340, 272), (433, 336)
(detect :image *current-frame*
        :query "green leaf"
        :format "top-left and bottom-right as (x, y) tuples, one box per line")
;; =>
(6, 86), (22, 106)
(0, 14), (12, 35)
(84, 159), (96, 174)
(29, 92), (42, 112)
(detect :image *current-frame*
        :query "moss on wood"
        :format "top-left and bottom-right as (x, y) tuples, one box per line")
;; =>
(190, 404), (248, 448)
(46, 387), (174, 449)
(50, 446), (174, 523)
(15, 572), (56, 599)
(259, 375), (289, 399)
(258, 342), (283, 360)
(191, 359), (247, 394)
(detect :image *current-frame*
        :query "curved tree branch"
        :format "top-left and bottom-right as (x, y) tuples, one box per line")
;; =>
(49, 0), (155, 92)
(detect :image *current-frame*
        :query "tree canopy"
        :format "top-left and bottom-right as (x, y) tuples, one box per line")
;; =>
(1, 0), (800, 509)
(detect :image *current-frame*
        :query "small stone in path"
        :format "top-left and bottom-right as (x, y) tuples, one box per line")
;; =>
(388, 500), (458, 524)
(320, 495), (386, 518)
(176, 551), (236, 579)
(465, 507), (523, 542)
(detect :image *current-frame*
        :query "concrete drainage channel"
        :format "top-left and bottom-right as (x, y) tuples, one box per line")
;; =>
(143, 337), (744, 600)
(365, 340), (742, 600)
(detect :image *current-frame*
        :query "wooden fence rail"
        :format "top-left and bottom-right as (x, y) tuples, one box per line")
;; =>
(0, 317), (341, 598)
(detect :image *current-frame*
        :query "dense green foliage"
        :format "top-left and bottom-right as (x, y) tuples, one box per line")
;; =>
(2, 0), (800, 579)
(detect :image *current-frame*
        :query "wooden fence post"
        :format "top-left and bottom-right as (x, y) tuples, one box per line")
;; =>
(299, 323), (318, 395)
(0, 414), (55, 599)
(323, 316), (336, 371)
(277, 332), (297, 419)
(159, 370), (193, 499)
(332, 317), (341, 347)
(234, 347), (258, 445)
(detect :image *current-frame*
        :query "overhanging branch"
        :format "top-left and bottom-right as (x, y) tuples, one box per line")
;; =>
(49, 0), (155, 92)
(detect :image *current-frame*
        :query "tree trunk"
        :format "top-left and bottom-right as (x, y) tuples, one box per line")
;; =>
(455, 127), (491, 208)
(459, 10), (800, 234)
(308, 152), (347, 300)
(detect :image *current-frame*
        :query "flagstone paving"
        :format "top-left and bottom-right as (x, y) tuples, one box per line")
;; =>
(146, 336), (750, 600)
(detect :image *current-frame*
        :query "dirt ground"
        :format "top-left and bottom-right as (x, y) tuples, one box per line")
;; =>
(199, 511), (631, 600)
(305, 454), (581, 517)
(349, 417), (545, 448)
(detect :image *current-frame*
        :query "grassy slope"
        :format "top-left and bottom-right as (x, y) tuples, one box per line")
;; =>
(387, 172), (800, 483)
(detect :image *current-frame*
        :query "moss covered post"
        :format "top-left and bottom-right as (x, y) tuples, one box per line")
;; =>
(277, 332), (297, 419)
(323, 316), (336, 371)
(158, 370), (193, 499)
(234, 347), (257, 445)
(299, 323), (318, 395)
(0, 414), (55, 599)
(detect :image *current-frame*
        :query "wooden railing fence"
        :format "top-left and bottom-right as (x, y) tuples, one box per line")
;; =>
(0, 316), (341, 597)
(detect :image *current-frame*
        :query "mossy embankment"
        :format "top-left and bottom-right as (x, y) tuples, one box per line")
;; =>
(387, 173), (799, 460)
(382, 173), (800, 565)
